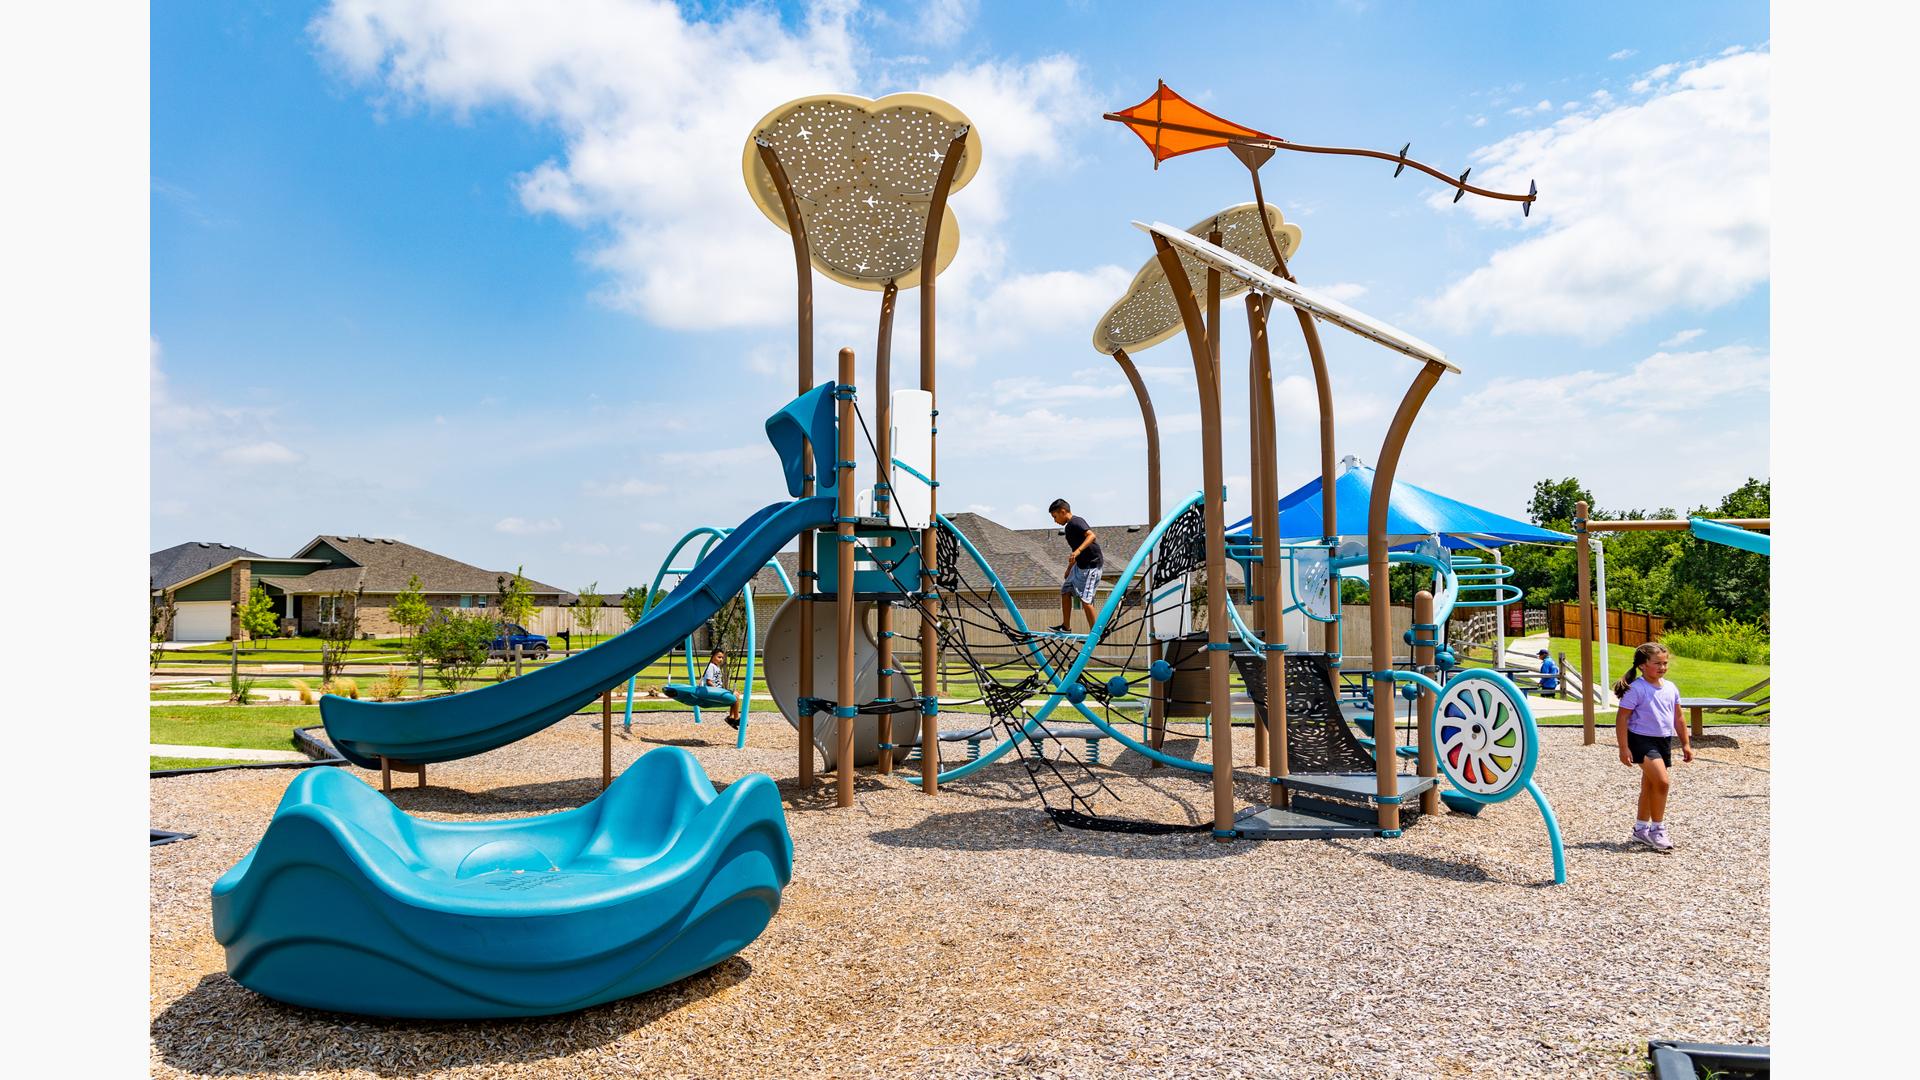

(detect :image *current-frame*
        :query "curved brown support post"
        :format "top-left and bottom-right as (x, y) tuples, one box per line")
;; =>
(1151, 233), (1234, 840)
(835, 346), (858, 808)
(1111, 347), (1166, 756)
(1264, 249), (1340, 659)
(919, 131), (969, 795)
(874, 281), (898, 775)
(1368, 361), (1446, 831)
(759, 141), (818, 790)
(1246, 295), (1288, 806)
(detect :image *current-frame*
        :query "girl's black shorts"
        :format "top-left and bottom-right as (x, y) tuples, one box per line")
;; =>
(1628, 732), (1673, 764)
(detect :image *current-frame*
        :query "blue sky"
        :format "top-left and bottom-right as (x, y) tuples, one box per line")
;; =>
(152, 1), (1771, 590)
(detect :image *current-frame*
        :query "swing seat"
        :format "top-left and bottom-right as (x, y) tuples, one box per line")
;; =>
(663, 683), (738, 709)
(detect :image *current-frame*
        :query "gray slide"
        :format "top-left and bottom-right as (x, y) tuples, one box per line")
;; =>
(762, 596), (920, 770)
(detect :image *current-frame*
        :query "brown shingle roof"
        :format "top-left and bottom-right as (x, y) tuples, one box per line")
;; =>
(746, 513), (1243, 595)
(150, 541), (265, 590)
(276, 536), (569, 597)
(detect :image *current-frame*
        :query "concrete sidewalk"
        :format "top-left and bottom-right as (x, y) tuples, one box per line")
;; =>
(150, 744), (306, 762)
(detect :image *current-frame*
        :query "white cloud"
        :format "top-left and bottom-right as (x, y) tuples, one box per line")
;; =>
(1469, 115), (1487, 128)
(495, 516), (562, 534)
(1609, 48), (1637, 61)
(1659, 327), (1705, 348)
(218, 441), (302, 466)
(562, 540), (613, 557)
(656, 444), (766, 470)
(1506, 98), (1554, 117)
(1317, 282), (1368, 302)
(988, 376), (1128, 405)
(913, 0), (976, 45)
(310, 2), (1093, 332)
(1421, 50), (1768, 341)
(1461, 345), (1768, 428)
(583, 477), (668, 497)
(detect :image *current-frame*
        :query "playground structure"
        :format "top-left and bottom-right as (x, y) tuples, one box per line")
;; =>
(625, 523), (795, 746)
(1567, 503), (1771, 742)
(225, 81), (1594, 1020)
(310, 85), (1569, 869)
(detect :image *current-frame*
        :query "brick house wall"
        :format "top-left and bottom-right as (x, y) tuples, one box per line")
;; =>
(229, 560), (252, 641)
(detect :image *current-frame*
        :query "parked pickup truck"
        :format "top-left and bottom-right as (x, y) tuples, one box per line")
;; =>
(489, 623), (550, 660)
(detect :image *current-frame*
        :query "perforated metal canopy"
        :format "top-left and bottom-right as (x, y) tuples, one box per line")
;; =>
(1134, 220), (1457, 371)
(1092, 203), (1300, 355)
(743, 92), (982, 291)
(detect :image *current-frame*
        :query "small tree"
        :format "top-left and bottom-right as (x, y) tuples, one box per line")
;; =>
(319, 586), (363, 688)
(622, 585), (650, 628)
(391, 574), (431, 644)
(150, 590), (177, 670)
(574, 582), (602, 647)
(497, 566), (537, 633)
(418, 610), (499, 693)
(238, 584), (280, 643)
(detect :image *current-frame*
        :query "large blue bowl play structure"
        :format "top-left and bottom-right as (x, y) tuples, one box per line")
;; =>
(211, 747), (793, 1019)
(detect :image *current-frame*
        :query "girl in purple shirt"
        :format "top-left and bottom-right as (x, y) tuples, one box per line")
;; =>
(1613, 642), (1691, 851)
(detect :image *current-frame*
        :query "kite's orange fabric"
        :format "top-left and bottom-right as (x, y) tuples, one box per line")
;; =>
(1106, 81), (1277, 166)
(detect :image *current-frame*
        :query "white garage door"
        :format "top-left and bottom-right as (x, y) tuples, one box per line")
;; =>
(172, 602), (230, 642)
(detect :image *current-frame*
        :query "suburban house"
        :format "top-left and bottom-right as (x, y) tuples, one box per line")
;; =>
(150, 536), (569, 642)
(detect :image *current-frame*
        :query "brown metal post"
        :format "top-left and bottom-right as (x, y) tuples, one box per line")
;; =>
(1413, 590), (1439, 815)
(835, 347), (858, 808)
(874, 282), (898, 776)
(919, 132), (967, 795)
(1152, 233), (1234, 839)
(759, 141), (817, 790)
(602, 690), (612, 789)
(1266, 246), (1340, 660)
(1112, 349), (1163, 525)
(1113, 347), (1166, 756)
(1368, 362), (1446, 832)
(1575, 500), (1596, 745)
(1248, 296), (1288, 806)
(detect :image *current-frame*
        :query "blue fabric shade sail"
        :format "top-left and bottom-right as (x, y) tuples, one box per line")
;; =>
(1226, 459), (1573, 549)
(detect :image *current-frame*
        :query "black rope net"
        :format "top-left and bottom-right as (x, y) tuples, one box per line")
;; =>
(836, 402), (1231, 832)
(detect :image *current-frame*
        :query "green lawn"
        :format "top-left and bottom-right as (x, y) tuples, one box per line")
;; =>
(151, 756), (256, 770)
(1541, 636), (1767, 701)
(150, 704), (320, 751)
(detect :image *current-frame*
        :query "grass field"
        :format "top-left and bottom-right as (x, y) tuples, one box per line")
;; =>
(149, 704), (320, 751)
(1542, 636), (1767, 701)
(150, 756), (256, 770)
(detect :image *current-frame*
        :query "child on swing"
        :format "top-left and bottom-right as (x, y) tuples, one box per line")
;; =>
(1614, 642), (1691, 851)
(704, 647), (741, 729)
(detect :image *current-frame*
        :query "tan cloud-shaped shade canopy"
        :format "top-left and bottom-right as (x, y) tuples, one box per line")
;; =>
(743, 92), (983, 292)
(1092, 202), (1301, 355)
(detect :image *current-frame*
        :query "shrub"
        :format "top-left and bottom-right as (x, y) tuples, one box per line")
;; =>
(325, 676), (361, 699)
(1663, 618), (1770, 665)
(229, 673), (256, 705)
(371, 667), (409, 702)
(291, 679), (314, 705)
(419, 610), (498, 693)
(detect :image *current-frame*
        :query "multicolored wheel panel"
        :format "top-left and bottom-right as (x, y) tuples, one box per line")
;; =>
(1434, 670), (1539, 804)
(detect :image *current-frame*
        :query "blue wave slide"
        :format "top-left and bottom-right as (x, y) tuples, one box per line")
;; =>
(211, 746), (794, 1018)
(320, 495), (837, 769)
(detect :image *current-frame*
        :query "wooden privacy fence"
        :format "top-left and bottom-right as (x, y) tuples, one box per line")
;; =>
(1547, 602), (1665, 647)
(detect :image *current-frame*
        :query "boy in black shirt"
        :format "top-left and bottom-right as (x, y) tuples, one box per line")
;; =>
(1047, 498), (1104, 632)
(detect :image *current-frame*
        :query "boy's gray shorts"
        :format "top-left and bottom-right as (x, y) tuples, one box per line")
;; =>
(1062, 564), (1101, 603)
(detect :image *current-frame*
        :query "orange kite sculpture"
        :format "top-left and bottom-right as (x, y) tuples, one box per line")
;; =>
(1106, 81), (1537, 215)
